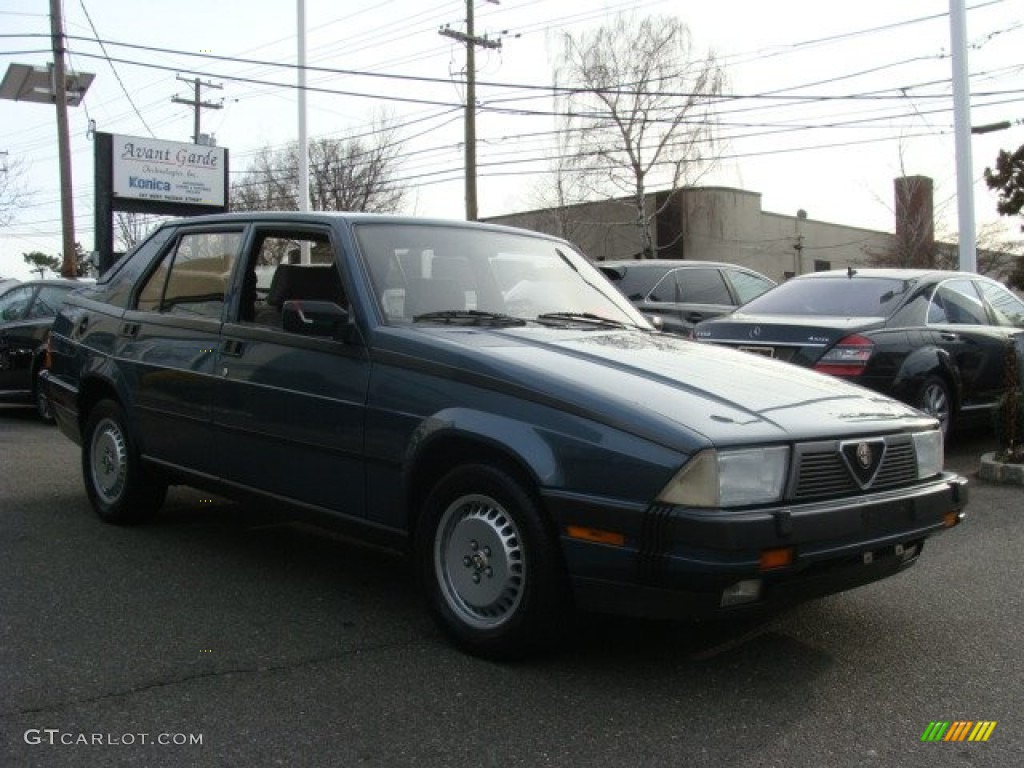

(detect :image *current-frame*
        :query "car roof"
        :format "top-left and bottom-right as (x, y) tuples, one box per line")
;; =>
(153, 210), (562, 239)
(793, 268), (982, 282)
(599, 259), (760, 270)
(1, 278), (90, 289)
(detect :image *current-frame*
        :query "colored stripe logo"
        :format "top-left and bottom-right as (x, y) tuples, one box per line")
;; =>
(921, 721), (997, 742)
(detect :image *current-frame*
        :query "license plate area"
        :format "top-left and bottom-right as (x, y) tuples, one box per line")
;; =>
(738, 345), (774, 358)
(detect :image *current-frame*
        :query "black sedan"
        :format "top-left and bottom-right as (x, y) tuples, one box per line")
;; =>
(0, 278), (85, 420)
(694, 268), (1024, 437)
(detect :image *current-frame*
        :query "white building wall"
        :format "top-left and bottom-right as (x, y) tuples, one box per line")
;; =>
(486, 185), (896, 282)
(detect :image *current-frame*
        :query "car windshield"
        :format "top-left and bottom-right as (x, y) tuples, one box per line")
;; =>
(740, 276), (911, 317)
(354, 223), (650, 328)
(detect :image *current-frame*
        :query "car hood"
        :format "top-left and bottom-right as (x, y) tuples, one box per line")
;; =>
(386, 326), (930, 448)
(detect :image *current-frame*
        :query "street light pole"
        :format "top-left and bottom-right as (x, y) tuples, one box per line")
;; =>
(949, 0), (977, 273)
(50, 0), (77, 277)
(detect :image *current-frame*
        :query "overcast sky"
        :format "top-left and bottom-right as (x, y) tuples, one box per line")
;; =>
(1, 0), (1021, 278)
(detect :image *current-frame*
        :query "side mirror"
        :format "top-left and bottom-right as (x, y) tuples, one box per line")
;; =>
(282, 300), (349, 338)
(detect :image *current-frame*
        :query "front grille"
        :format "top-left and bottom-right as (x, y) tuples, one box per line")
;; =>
(790, 435), (919, 501)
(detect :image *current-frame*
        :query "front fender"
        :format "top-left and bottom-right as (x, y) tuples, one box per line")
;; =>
(406, 408), (560, 487)
(403, 406), (689, 507)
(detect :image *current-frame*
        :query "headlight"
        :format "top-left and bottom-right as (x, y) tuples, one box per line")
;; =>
(656, 446), (790, 508)
(912, 429), (943, 478)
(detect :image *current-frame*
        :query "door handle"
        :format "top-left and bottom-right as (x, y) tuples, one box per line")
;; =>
(222, 339), (246, 357)
(940, 332), (958, 342)
(73, 317), (89, 339)
(120, 321), (140, 338)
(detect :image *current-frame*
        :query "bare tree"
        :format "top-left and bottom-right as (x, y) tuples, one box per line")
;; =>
(526, 125), (604, 249)
(231, 116), (406, 213)
(1, 155), (30, 228)
(115, 212), (161, 252)
(553, 14), (726, 258)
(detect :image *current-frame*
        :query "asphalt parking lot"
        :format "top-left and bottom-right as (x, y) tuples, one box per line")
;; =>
(1, 406), (1020, 768)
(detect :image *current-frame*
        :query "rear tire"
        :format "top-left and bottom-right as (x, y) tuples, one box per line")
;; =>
(416, 464), (571, 660)
(82, 399), (166, 524)
(918, 376), (953, 439)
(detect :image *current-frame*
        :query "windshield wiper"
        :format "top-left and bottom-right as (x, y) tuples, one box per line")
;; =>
(413, 310), (526, 327)
(535, 311), (632, 329)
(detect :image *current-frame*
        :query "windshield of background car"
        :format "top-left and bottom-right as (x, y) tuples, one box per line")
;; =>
(738, 276), (911, 317)
(354, 224), (650, 327)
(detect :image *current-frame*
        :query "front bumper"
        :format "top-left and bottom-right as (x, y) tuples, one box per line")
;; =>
(546, 472), (968, 620)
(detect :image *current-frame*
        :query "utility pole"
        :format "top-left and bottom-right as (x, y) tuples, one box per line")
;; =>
(792, 209), (807, 277)
(440, 1), (501, 221)
(50, 0), (77, 278)
(171, 75), (223, 144)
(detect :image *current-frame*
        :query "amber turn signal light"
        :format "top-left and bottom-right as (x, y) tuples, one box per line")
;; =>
(759, 547), (794, 570)
(566, 526), (625, 547)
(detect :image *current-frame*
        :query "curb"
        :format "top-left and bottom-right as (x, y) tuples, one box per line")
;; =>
(978, 452), (1024, 486)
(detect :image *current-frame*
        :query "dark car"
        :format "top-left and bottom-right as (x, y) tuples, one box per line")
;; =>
(598, 259), (776, 334)
(0, 278), (85, 420)
(44, 214), (966, 658)
(694, 268), (1024, 437)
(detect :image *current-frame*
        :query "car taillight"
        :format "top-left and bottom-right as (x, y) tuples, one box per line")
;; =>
(813, 334), (874, 376)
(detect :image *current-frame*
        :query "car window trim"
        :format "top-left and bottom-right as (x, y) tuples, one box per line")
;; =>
(221, 318), (365, 358)
(122, 308), (223, 336)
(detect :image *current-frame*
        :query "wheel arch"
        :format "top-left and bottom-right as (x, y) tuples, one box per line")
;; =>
(403, 410), (559, 536)
(891, 346), (962, 413)
(77, 376), (124, 435)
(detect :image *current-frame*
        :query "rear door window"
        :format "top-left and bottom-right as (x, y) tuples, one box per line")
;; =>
(933, 279), (987, 325)
(673, 268), (732, 304)
(136, 231), (243, 318)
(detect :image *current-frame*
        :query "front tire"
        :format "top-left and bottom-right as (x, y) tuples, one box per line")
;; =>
(918, 376), (953, 438)
(416, 464), (571, 660)
(82, 399), (166, 524)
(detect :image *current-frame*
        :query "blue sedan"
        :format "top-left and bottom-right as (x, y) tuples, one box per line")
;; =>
(44, 214), (966, 658)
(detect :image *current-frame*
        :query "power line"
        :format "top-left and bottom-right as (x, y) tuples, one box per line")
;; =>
(77, 0), (155, 138)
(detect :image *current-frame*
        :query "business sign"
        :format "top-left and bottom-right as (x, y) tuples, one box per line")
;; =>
(112, 134), (226, 207)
